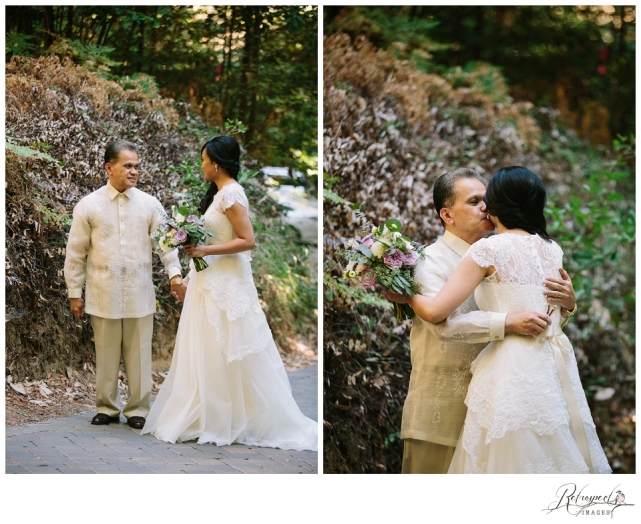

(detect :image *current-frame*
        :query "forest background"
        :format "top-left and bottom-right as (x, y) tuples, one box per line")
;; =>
(323, 6), (635, 473)
(5, 5), (318, 423)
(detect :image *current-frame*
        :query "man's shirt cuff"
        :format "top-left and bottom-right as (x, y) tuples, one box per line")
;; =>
(167, 267), (181, 280)
(68, 288), (83, 299)
(489, 312), (507, 341)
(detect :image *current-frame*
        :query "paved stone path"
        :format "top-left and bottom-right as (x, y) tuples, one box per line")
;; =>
(5, 366), (318, 474)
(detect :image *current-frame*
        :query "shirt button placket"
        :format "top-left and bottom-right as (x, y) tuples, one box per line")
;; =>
(119, 194), (126, 253)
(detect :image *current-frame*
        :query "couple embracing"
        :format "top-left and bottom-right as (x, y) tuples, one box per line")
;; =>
(387, 167), (611, 474)
(64, 137), (317, 451)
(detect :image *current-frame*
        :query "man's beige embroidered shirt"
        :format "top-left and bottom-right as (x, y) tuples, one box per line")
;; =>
(64, 183), (181, 319)
(401, 230), (506, 447)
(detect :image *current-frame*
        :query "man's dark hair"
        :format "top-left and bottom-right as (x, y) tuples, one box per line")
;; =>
(484, 166), (551, 241)
(104, 140), (138, 166)
(433, 168), (482, 227)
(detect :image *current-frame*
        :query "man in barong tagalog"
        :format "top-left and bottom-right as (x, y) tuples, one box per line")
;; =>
(64, 140), (186, 429)
(388, 168), (576, 473)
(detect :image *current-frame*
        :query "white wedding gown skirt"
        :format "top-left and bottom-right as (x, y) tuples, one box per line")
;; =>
(142, 253), (318, 450)
(447, 282), (610, 474)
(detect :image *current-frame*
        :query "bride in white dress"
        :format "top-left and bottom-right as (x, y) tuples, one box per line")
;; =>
(393, 167), (610, 473)
(142, 136), (317, 451)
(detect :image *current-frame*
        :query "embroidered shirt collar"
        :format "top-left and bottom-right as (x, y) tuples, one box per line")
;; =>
(442, 230), (471, 258)
(106, 182), (133, 200)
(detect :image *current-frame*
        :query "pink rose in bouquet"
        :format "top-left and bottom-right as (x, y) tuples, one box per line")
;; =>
(384, 248), (404, 269)
(174, 230), (188, 243)
(402, 250), (419, 267)
(361, 268), (376, 286)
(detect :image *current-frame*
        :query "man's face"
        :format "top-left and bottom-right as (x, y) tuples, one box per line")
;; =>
(442, 177), (494, 243)
(106, 149), (139, 192)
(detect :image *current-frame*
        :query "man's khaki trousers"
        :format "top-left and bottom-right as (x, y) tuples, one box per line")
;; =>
(401, 438), (455, 474)
(91, 314), (153, 419)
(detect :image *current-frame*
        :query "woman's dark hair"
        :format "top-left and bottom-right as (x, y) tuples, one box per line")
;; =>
(199, 136), (241, 214)
(484, 166), (551, 241)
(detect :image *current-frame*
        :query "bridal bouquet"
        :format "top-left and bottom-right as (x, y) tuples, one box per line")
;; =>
(342, 213), (426, 321)
(151, 204), (213, 271)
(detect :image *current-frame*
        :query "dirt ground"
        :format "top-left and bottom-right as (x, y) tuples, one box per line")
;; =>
(5, 345), (317, 427)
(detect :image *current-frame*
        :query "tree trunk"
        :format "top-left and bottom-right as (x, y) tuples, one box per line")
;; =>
(5, 6), (37, 34)
(245, 7), (263, 145)
(617, 6), (626, 56)
(137, 9), (147, 73)
(43, 6), (55, 48)
(100, 17), (114, 47)
(96, 13), (111, 48)
(472, 7), (486, 61)
(65, 6), (75, 38)
(79, 6), (89, 44)
(237, 7), (255, 127)
(222, 7), (237, 118)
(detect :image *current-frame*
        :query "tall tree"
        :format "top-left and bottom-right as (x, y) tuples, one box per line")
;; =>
(6, 5), (318, 167)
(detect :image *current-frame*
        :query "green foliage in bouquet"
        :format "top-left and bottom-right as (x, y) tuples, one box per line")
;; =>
(341, 210), (425, 322)
(152, 204), (212, 271)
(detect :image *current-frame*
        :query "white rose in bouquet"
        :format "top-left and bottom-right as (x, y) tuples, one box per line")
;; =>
(371, 241), (386, 257)
(158, 239), (174, 253)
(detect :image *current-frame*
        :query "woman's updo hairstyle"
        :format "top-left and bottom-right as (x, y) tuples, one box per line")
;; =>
(199, 135), (241, 214)
(484, 166), (551, 241)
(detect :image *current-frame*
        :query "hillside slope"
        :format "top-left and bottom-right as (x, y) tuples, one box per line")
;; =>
(6, 55), (317, 391)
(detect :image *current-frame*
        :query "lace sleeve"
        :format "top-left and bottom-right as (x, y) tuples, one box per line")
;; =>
(466, 237), (495, 268)
(218, 184), (248, 212)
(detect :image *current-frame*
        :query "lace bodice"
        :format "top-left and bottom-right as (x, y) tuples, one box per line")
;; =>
(204, 183), (250, 244)
(467, 233), (563, 315)
(468, 233), (563, 285)
(202, 183), (252, 261)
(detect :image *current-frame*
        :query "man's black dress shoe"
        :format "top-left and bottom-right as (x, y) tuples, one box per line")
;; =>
(127, 416), (146, 429)
(91, 413), (120, 425)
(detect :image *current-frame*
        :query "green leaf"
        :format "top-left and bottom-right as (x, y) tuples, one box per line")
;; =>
(398, 274), (411, 285)
(385, 218), (402, 232)
(323, 188), (348, 204)
(358, 243), (373, 257)
(6, 142), (58, 163)
(238, 169), (260, 184)
(390, 280), (404, 293)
